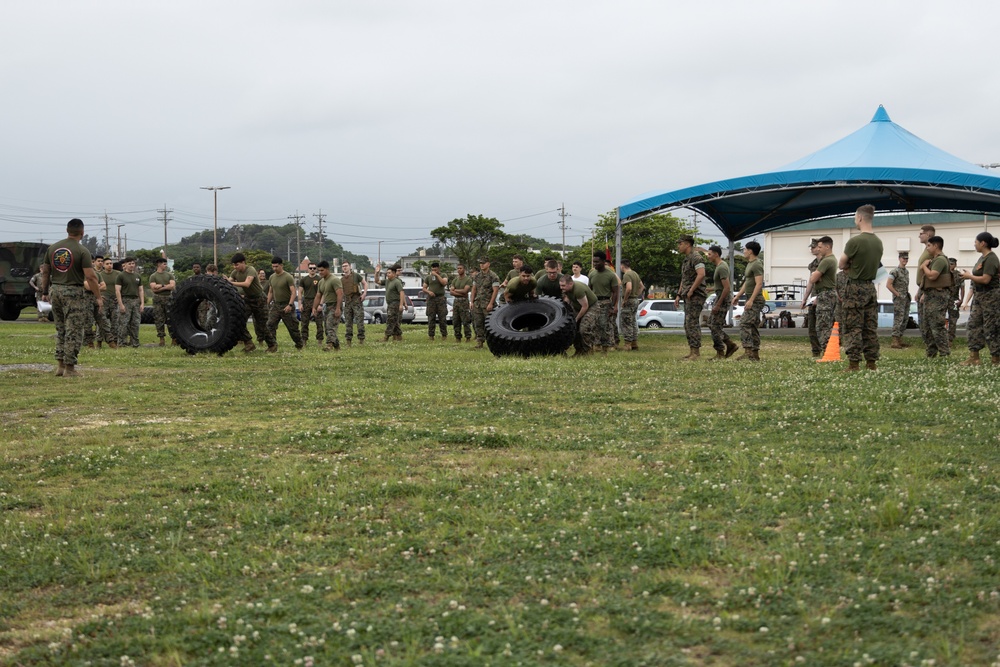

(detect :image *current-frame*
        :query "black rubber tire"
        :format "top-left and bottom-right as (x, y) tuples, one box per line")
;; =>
(167, 275), (247, 355)
(645, 320), (662, 329)
(374, 313), (382, 324)
(140, 306), (154, 324)
(485, 296), (576, 358)
(0, 303), (21, 321)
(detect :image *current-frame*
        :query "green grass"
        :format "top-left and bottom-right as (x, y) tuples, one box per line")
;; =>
(1, 322), (999, 666)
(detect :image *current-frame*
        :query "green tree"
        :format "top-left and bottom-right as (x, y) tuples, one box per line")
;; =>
(430, 214), (508, 269)
(594, 211), (698, 291)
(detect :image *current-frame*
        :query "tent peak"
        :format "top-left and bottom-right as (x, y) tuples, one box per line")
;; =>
(871, 105), (892, 123)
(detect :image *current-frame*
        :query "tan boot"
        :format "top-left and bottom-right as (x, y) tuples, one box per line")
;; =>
(63, 364), (81, 378)
(724, 340), (739, 358)
(750, 349), (761, 361)
(890, 336), (904, 349)
(866, 360), (878, 370)
(960, 350), (981, 366)
(108, 342), (118, 350)
(900, 337), (912, 348)
(267, 344), (278, 353)
(158, 337), (165, 347)
(681, 347), (700, 361)
(475, 340), (484, 348)
(86, 342), (95, 349)
(630, 341), (638, 351)
(55, 361), (65, 377)
(735, 351), (750, 361)
(844, 360), (861, 372)
(709, 350), (726, 361)
(993, 355), (1000, 366)
(384, 335), (391, 342)
(171, 339), (179, 346)
(243, 341), (256, 353)
(393, 335), (402, 342)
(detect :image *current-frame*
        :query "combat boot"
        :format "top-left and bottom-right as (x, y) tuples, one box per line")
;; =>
(63, 364), (81, 378)
(725, 340), (739, 358)
(709, 349), (726, 361)
(630, 341), (639, 351)
(866, 360), (878, 370)
(992, 355), (1000, 366)
(844, 360), (861, 372)
(750, 349), (761, 361)
(959, 350), (981, 366)
(384, 335), (391, 342)
(171, 338), (179, 346)
(267, 344), (278, 353)
(475, 340), (484, 348)
(158, 337), (165, 347)
(681, 347), (700, 361)
(97, 340), (103, 349)
(890, 336), (904, 349)
(55, 361), (65, 377)
(86, 341), (95, 349)
(393, 335), (402, 342)
(243, 341), (256, 353)
(108, 342), (118, 350)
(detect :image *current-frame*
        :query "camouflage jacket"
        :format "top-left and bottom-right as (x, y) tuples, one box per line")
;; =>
(472, 270), (500, 306)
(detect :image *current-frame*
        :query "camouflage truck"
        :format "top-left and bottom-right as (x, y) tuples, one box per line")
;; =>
(0, 242), (49, 320)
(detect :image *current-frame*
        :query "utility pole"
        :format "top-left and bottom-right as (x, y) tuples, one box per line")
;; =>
(104, 210), (111, 255)
(116, 224), (125, 258)
(288, 211), (306, 267)
(377, 240), (382, 267)
(200, 186), (231, 268)
(158, 204), (173, 259)
(558, 203), (571, 258)
(314, 209), (326, 261)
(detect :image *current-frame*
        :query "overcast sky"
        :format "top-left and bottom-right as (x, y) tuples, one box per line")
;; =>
(2, 0), (998, 261)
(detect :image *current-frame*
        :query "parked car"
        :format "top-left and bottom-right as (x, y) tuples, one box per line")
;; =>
(701, 294), (745, 326)
(636, 299), (685, 328)
(363, 290), (415, 324)
(410, 296), (453, 324)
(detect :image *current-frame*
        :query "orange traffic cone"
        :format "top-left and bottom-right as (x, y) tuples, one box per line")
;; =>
(816, 322), (842, 363)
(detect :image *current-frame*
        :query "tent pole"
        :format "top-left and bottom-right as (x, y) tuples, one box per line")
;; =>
(615, 207), (623, 331)
(727, 238), (736, 327)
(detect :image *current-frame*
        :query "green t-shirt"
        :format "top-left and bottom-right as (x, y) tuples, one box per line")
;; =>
(505, 275), (536, 301)
(815, 255), (838, 292)
(385, 277), (404, 305)
(844, 232), (883, 281)
(299, 274), (320, 301)
(621, 269), (642, 299)
(915, 248), (932, 287)
(587, 268), (618, 298)
(450, 275), (473, 295)
(505, 268), (520, 283)
(269, 271), (296, 306)
(101, 269), (120, 299)
(318, 275), (343, 305)
(974, 251), (1000, 288)
(566, 281), (597, 314)
(423, 272), (447, 297)
(534, 273), (562, 298)
(45, 237), (93, 286)
(743, 258), (763, 294)
(927, 255), (951, 287)
(712, 262), (730, 298)
(231, 266), (264, 298)
(149, 271), (174, 297)
(116, 270), (142, 298)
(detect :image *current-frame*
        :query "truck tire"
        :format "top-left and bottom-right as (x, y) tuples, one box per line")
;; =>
(167, 275), (247, 355)
(485, 296), (576, 358)
(0, 303), (21, 321)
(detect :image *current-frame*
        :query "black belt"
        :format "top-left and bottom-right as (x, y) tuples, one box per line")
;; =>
(974, 285), (997, 293)
(597, 296), (611, 300)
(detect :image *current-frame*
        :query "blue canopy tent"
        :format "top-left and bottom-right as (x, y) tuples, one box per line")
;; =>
(614, 106), (1000, 269)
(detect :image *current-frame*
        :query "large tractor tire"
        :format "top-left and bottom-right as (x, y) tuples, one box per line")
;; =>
(485, 296), (576, 358)
(167, 275), (247, 355)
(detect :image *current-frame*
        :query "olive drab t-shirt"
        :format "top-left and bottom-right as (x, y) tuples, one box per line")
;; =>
(843, 232), (883, 281)
(712, 262), (730, 298)
(743, 258), (763, 293)
(505, 268), (519, 283)
(621, 269), (643, 299)
(101, 269), (120, 299)
(815, 255), (838, 293)
(925, 255), (952, 289)
(915, 248), (932, 288)
(299, 274), (319, 302)
(385, 277), (404, 305)
(974, 251), (1000, 288)
(45, 237), (93, 286)
(116, 270), (142, 298)
(230, 266), (265, 299)
(149, 271), (174, 296)
(269, 271), (296, 306)
(505, 276), (536, 301)
(534, 274), (562, 298)
(587, 268), (618, 298)
(567, 281), (597, 314)
(450, 275), (473, 295)
(423, 272), (446, 297)
(318, 275), (343, 305)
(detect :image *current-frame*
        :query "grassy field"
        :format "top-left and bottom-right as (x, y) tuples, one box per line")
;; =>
(1, 321), (999, 666)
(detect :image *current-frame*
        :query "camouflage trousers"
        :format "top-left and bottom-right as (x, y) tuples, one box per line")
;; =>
(300, 307), (325, 342)
(707, 307), (734, 352)
(621, 297), (640, 343)
(322, 304), (342, 348)
(343, 295), (365, 342)
(806, 304), (821, 355)
(683, 294), (706, 348)
(740, 295), (765, 352)
(118, 297), (142, 347)
(82, 293), (103, 345)
(238, 294), (275, 347)
(920, 289), (951, 357)
(574, 309), (599, 354)
(967, 289), (1000, 356)
(267, 304), (304, 348)
(473, 303), (492, 342)
(50, 284), (89, 366)
(426, 294), (448, 338)
(152, 295), (172, 339)
(948, 303), (959, 342)
(452, 298), (472, 340)
(814, 290), (837, 353)
(385, 301), (403, 337)
(892, 294), (911, 337)
(101, 295), (118, 344)
(841, 281), (879, 362)
(594, 299), (615, 348)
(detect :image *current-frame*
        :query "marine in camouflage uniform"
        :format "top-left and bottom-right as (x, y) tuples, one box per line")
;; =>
(41, 218), (103, 376)
(804, 249), (822, 355)
(731, 241), (765, 360)
(298, 264), (324, 345)
(82, 270), (104, 347)
(948, 261), (963, 342)
(313, 262), (343, 351)
(675, 235), (707, 358)
(449, 264), (474, 341)
(340, 263), (366, 345)
(376, 264), (405, 341)
(228, 254), (276, 351)
(115, 259), (144, 348)
(963, 245), (1000, 364)
(918, 243), (952, 357)
(148, 259), (176, 345)
(587, 254), (620, 351)
(619, 260), (643, 350)
(560, 274), (598, 355)
(471, 258), (500, 348)
(99, 261), (120, 346)
(840, 207), (883, 369)
(810, 239), (839, 354)
(706, 246), (737, 359)
(265, 259), (304, 350)
(886, 254), (911, 346)
(423, 262), (449, 339)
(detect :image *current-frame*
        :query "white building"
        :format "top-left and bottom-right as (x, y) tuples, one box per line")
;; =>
(763, 212), (1000, 299)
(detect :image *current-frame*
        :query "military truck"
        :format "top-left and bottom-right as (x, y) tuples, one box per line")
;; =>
(0, 242), (49, 320)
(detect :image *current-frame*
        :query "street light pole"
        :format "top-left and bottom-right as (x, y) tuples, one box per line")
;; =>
(200, 186), (231, 267)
